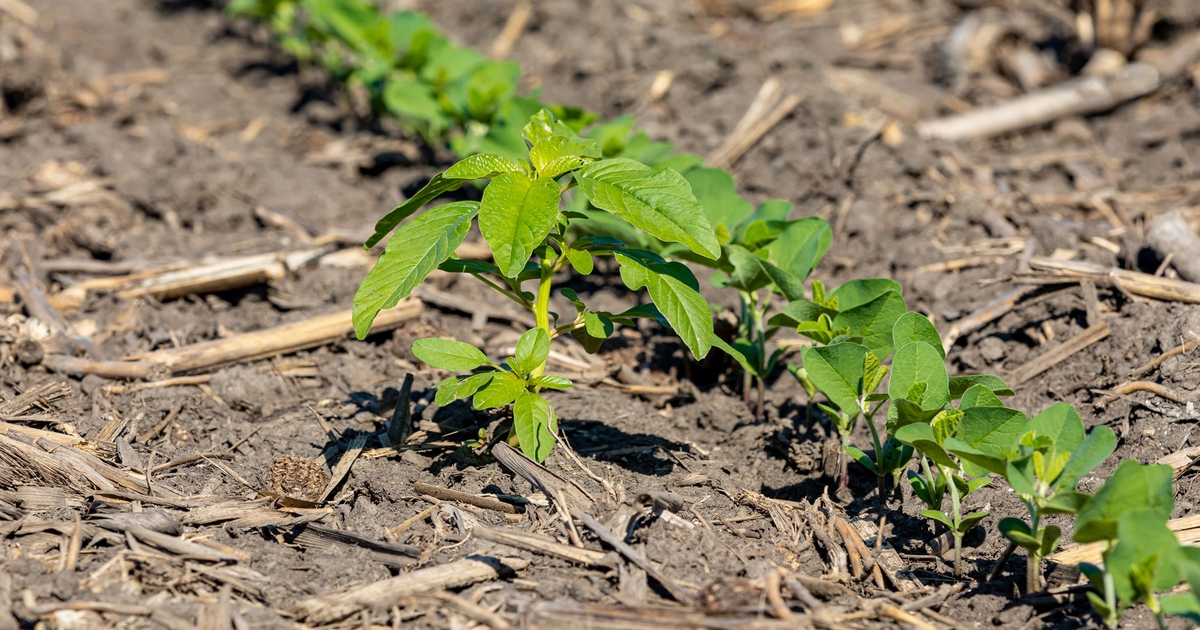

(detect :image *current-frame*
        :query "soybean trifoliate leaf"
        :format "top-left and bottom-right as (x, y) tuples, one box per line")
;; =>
(355, 201), (479, 338)
(1074, 461), (1176, 543)
(863, 352), (887, 397)
(1054, 425), (1117, 491)
(892, 312), (945, 360)
(529, 135), (602, 179)
(615, 250), (713, 359)
(478, 172), (561, 277)
(959, 384), (1005, 410)
(576, 158), (720, 260)
(382, 75), (448, 132)
(472, 370), (525, 410)
(726, 247), (807, 301)
(767, 299), (838, 328)
(683, 167), (753, 234)
(1106, 510), (1183, 604)
(889, 341), (951, 410)
(828, 278), (903, 311)
(514, 391), (557, 462)
(948, 374), (1015, 399)
(366, 155), (521, 249)
(412, 337), (491, 371)
(766, 217), (832, 282)
(1004, 456), (1038, 497)
(801, 342), (869, 418)
(511, 328), (550, 377)
(896, 423), (957, 467)
(943, 407), (1027, 476)
(931, 409), (964, 445)
(833, 290), (906, 358)
(1026, 402), (1086, 455)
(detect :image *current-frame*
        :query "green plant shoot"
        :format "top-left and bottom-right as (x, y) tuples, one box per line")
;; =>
(353, 109), (721, 462)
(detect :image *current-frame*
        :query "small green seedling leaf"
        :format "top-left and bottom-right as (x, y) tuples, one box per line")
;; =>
(844, 444), (877, 474)
(472, 370), (525, 409)
(576, 158), (720, 260)
(999, 518), (1040, 551)
(959, 384), (1005, 410)
(1054, 425), (1117, 492)
(533, 374), (572, 390)
(434, 372), (495, 406)
(832, 290), (907, 358)
(354, 201), (479, 337)
(412, 337), (491, 371)
(511, 328), (550, 376)
(615, 250), (713, 359)
(892, 312), (945, 360)
(948, 374), (1014, 399)
(828, 278), (903, 311)
(1026, 403), (1086, 455)
(801, 343), (869, 418)
(478, 172), (561, 277)
(958, 511), (989, 534)
(513, 390), (557, 461)
(894, 422), (956, 468)
(921, 509), (953, 529)
(1075, 461), (1175, 544)
(889, 341), (950, 410)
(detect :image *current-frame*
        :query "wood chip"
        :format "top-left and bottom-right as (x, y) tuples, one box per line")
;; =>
(1005, 322), (1110, 386)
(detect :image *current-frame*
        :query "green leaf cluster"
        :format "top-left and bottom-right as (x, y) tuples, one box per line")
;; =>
(353, 110), (721, 462)
(225, 0), (593, 159)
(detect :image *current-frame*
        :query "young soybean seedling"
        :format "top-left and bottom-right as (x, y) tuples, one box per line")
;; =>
(353, 109), (721, 462)
(894, 360), (1025, 577)
(995, 403), (1117, 593)
(1072, 461), (1178, 629)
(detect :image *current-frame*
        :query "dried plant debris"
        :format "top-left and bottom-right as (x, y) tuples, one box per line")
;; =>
(263, 454), (329, 502)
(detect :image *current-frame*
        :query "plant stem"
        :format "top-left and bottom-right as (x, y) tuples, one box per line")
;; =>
(942, 464), (964, 578)
(1027, 500), (1040, 594)
(531, 257), (554, 378)
(1103, 571), (1119, 630)
(471, 273), (532, 309)
(920, 454), (939, 511)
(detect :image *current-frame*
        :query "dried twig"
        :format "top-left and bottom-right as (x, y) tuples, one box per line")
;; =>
(571, 507), (695, 604)
(130, 302), (422, 373)
(489, 1), (532, 59)
(1094, 381), (1186, 409)
(474, 526), (610, 566)
(414, 482), (524, 514)
(1005, 322), (1111, 386)
(1018, 257), (1200, 304)
(708, 78), (804, 169)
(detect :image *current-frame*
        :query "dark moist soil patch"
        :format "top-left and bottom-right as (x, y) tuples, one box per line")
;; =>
(1, 0), (1199, 628)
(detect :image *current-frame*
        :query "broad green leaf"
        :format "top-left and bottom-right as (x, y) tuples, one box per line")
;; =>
(959, 511), (989, 534)
(1106, 510), (1182, 604)
(683, 167), (753, 233)
(863, 352), (887, 397)
(999, 518), (1040, 550)
(435, 372), (495, 406)
(522, 108), (579, 145)
(716, 337), (757, 375)
(828, 278), (903, 311)
(366, 152), (521, 248)
(801, 343), (869, 417)
(959, 384), (1004, 410)
(948, 375), (1014, 399)
(921, 509), (953, 529)
(766, 299), (837, 328)
(354, 201), (479, 337)
(1075, 461), (1175, 543)
(576, 158), (720, 260)
(445, 153), (524, 180)
(892, 312), (944, 360)
(931, 409), (963, 445)
(412, 337), (491, 371)
(615, 250), (713, 359)
(888, 341), (950, 410)
(1041, 491), (1090, 515)
(566, 248), (594, 275)
(533, 375), (573, 390)
(1040, 525), (1063, 557)
(511, 328), (550, 376)
(420, 37), (485, 84)
(766, 217), (832, 282)
(895, 422), (956, 468)
(1004, 457), (1038, 497)
(944, 407), (1027, 476)
(844, 444), (876, 474)
(726, 247), (806, 301)
(1054, 425), (1117, 491)
(478, 173), (560, 277)
(1027, 403), (1086, 455)
(834, 291), (907, 358)
(472, 370), (525, 409)
(530, 135), (602, 179)
(889, 398), (942, 433)
(382, 75), (447, 131)
(513, 390), (557, 462)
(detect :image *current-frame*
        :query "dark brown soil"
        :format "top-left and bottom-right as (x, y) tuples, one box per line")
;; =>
(2, 0), (1200, 628)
